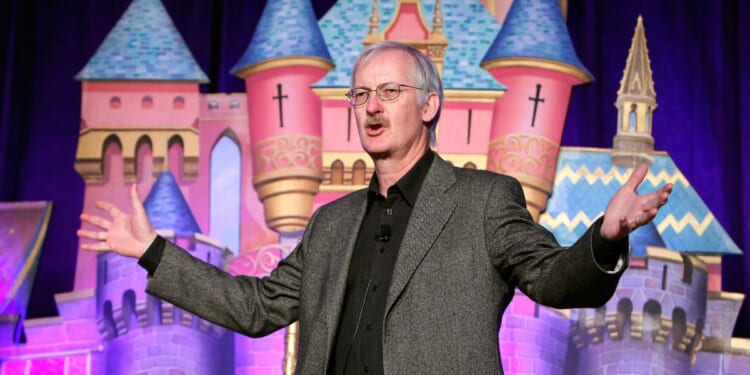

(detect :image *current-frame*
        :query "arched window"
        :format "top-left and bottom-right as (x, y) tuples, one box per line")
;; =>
(616, 298), (633, 338)
(208, 100), (219, 110)
(230, 100), (240, 109)
(168, 135), (184, 179)
(210, 134), (241, 255)
(110, 96), (121, 109)
(135, 136), (153, 184)
(173, 96), (185, 109)
(628, 104), (637, 131)
(352, 160), (366, 185)
(331, 160), (344, 185)
(142, 96), (154, 109)
(672, 308), (687, 350)
(643, 300), (662, 341)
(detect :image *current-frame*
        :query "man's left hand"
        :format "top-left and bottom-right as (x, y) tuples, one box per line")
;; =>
(600, 163), (673, 242)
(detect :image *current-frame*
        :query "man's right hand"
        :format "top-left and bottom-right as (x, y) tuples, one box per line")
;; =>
(77, 184), (157, 259)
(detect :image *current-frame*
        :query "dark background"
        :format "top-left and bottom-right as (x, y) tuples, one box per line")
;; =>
(1, 0), (748, 338)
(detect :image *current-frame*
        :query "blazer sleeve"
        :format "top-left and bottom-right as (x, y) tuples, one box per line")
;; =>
(485, 174), (628, 309)
(144, 230), (308, 338)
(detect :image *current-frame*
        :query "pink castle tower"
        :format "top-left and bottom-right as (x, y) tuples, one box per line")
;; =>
(480, 0), (592, 221)
(230, 0), (333, 235)
(73, 0), (208, 291)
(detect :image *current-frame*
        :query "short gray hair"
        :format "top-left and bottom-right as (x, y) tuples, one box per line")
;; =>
(351, 41), (443, 144)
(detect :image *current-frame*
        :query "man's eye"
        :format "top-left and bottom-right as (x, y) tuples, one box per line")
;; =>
(355, 91), (368, 98)
(382, 88), (398, 95)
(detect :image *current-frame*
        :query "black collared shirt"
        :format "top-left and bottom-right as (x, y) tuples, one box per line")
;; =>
(331, 150), (435, 375)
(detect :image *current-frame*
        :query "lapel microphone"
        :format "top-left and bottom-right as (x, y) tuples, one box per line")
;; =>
(375, 224), (392, 242)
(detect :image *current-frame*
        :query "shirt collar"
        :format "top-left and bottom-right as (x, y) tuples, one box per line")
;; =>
(367, 149), (435, 206)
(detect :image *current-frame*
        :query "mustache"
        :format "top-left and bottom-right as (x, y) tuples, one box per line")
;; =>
(365, 115), (390, 126)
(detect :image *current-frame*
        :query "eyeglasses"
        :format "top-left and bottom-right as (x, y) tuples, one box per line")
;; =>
(346, 82), (422, 106)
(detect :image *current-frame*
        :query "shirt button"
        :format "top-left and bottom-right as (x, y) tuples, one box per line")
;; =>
(372, 285), (378, 291)
(386, 208), (392, 215)
(366, 324), (372, 331)
(379, 247), (385, 254)
(364, 365), (369, 373)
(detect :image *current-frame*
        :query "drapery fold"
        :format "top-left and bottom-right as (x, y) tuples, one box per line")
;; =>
(1, 0), (747, 338)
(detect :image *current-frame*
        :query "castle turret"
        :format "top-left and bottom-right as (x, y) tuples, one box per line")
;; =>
(363, 0), (449, 76)
(231, 0), (333, 233)
(570, 247), (707, 374)
(611, 15), (657, 167)
(96, 172), (233, 374)
(74, 0), (208, 290)
(480, 0), (592, 221)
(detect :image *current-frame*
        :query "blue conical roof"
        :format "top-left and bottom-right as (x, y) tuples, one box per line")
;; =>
(75, 0), (208, 82)
(481, 0), (591, 79)
(231, 0), (332, 75)
(144, 172), (201, 236)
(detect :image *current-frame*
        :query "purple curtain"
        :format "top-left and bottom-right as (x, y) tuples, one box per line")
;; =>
(1, 0), (748, 338)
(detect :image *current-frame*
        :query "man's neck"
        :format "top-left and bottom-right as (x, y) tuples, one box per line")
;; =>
(372, 147), (429, 196)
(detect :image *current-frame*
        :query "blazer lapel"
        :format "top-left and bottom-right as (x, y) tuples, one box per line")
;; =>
(385, 156), (458, 317)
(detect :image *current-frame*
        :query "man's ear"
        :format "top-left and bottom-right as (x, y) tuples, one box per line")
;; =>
(421, 92), (440, 123)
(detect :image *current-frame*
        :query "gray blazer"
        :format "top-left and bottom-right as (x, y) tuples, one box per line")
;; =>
(146, 154), (626, 374)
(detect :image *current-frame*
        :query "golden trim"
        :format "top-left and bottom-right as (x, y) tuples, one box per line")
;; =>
(233, 56), (334, 78)
(706, 291), (745, 301)
(193, 233), (223, 248)
(322, 152), (374, 167)
(312, 87), (348, 100)
(646, 246), (683, 263)
(320, 184), (367, 193)
(54, 289), (95, 303)
(701, 337), (750, 355)
(697, 255), (722, 265)
(23, 316), (63, 328)
(80, 127), (199, 136)
(481, 57), (593, 83)
(444, 89), (505, 102)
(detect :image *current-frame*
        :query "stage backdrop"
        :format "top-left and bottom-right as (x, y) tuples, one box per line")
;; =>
(1, 0), (748, 339)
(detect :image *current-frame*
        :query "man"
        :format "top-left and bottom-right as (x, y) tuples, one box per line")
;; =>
(78, 41), (672, 374)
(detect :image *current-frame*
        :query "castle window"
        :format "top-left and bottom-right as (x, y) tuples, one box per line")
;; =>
(173, 96), (185, 109)
(331, 160), (344, 185)
(352, 160), (366, 185)
(628, 104), (637, 131)
(230, 100), (240, 109)
(208, 100), (219, 110)
(661, 265), (668, 290)
(142, 96), (153, 109)
(671, 308), (687, 350)
(643, 300), (662, 341)
(109, 96), (121, 109)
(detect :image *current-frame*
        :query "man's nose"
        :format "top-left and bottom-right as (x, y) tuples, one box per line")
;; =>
(365, 91), (383, 115)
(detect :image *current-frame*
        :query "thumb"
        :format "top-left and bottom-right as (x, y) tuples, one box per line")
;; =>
(623, 163), (648, 192)
(130, 184), (147, 216)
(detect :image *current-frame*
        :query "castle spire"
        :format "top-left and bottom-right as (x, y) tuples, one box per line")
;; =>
(481, 0), (590, 221)
(432, 0), (444, 36)
(230, 0), (332, 76)
(75, 0), (207, 82)
(611, 15), (657, 167)
(368, 0), (380, 36)
(143, 171), (201, 236)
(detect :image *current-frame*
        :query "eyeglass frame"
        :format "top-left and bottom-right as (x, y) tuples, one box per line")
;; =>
(345, 82), (423, 106)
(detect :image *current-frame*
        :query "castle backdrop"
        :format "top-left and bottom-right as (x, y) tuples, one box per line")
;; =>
(0, 0), (748, 374)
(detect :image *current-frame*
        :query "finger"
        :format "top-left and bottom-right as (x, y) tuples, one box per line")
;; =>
(623, 163), (649, 192)
(80, 242), (111, 252)
(130, 184), (147, 216)
(80, 213), (112, 230)
(95, 201), (121, 217)
(77, 229), (108, 241)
